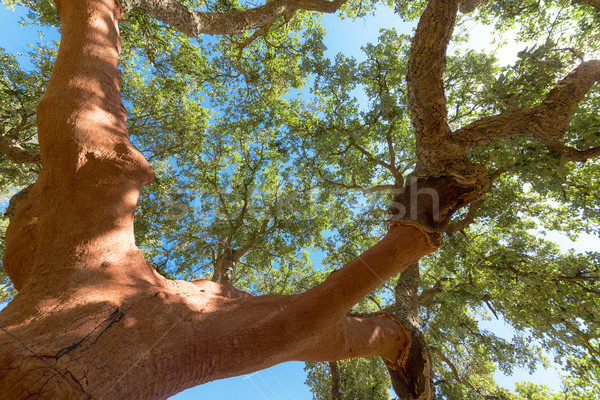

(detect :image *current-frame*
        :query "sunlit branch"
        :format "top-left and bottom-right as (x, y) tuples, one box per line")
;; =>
(234, 20), (276, 61)
(452, 61), (600, 158)
(122, 0), (347, 37)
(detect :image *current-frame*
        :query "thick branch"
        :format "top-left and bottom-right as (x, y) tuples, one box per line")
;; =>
(406, 0), (460, 168)
(0, 135), (41, 165)
(124, 0), (347, 37)
(1, 0), (441, 398)
(544, 143), (600, 162)
(4, 0), (156, 291)
(452, 60), (600, 158)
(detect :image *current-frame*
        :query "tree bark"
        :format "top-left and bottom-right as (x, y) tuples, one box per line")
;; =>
(452, 60), (600, 153)
(329, 361), (343, 400)
(123, 0), (348, 37)
(0, 2), (437, 398)
(394, 264), (421, 328)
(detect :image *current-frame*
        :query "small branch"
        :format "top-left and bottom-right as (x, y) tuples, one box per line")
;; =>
(346, 130), (395, 173)
(235, 218), (277, 258)
(481, 294), (498, 319)
(431, 346), (462, 383)
(318, 172), (397, 194)
(544, 142), (600, 162)
(459, 0), (488, 14)
(234, 20), (276, 61)
(555, 47), (585, 62)
(556, 272), (594, 282)
(446, 197), (484, 233)
(418, 287), (444, 308)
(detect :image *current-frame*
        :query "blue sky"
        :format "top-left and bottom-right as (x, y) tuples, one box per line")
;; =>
(2, 3), (599, 399)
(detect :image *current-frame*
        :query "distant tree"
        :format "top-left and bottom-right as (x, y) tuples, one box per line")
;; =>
(0, 0), (599, 399)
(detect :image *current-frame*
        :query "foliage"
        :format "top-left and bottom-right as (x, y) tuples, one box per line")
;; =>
(305, 359), (390, 399)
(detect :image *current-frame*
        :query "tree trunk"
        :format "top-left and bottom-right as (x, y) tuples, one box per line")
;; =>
(0, 0), (442, 399)
(329, 361), (344, 400)
(394, 264), (421, 328)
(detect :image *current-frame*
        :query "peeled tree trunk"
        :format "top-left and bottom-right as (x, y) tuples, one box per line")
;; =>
(0, 0), (439, 398)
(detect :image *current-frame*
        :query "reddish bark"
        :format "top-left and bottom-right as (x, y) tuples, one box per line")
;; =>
(0, 0), (437, 398)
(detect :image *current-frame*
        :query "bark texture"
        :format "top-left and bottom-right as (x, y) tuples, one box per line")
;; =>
(392, 0), (491, 241)
(2, 0), (598, 398)
(329, 361), (344, 400)
(0, 3), (436, 398)
(393, 0), (600, 238)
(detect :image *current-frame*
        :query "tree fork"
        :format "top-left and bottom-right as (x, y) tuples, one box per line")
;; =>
(0, 0), (440, 398)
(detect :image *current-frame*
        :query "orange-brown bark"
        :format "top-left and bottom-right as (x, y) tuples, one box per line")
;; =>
(0, 0), (437, 398)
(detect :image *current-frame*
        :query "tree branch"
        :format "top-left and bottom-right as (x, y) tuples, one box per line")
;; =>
(318, 171), (397, 194)
(234, 19), (276, 61)
(544, 143), (600, 162)
(406, 0), (460, 168)
(235, 218), (276, 258)
(446, 197), (484, 233)
(0, 135), (41, 165)
(431, 346), (462, 382)
(124, 0), (347, 37)
(452, 60), (600, 160)
(573, 0), (600, 15)
(393, 263), (420, 327)
(346, 129), (394, 172)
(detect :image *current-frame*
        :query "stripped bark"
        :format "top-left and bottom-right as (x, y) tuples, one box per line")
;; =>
(0, 3), (434, 398)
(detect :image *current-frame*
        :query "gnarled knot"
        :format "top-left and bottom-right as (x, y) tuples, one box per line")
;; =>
(387, 174), (486, 245)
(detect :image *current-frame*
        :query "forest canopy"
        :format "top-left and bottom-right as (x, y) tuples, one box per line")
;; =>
(1, 0), (599, 398)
